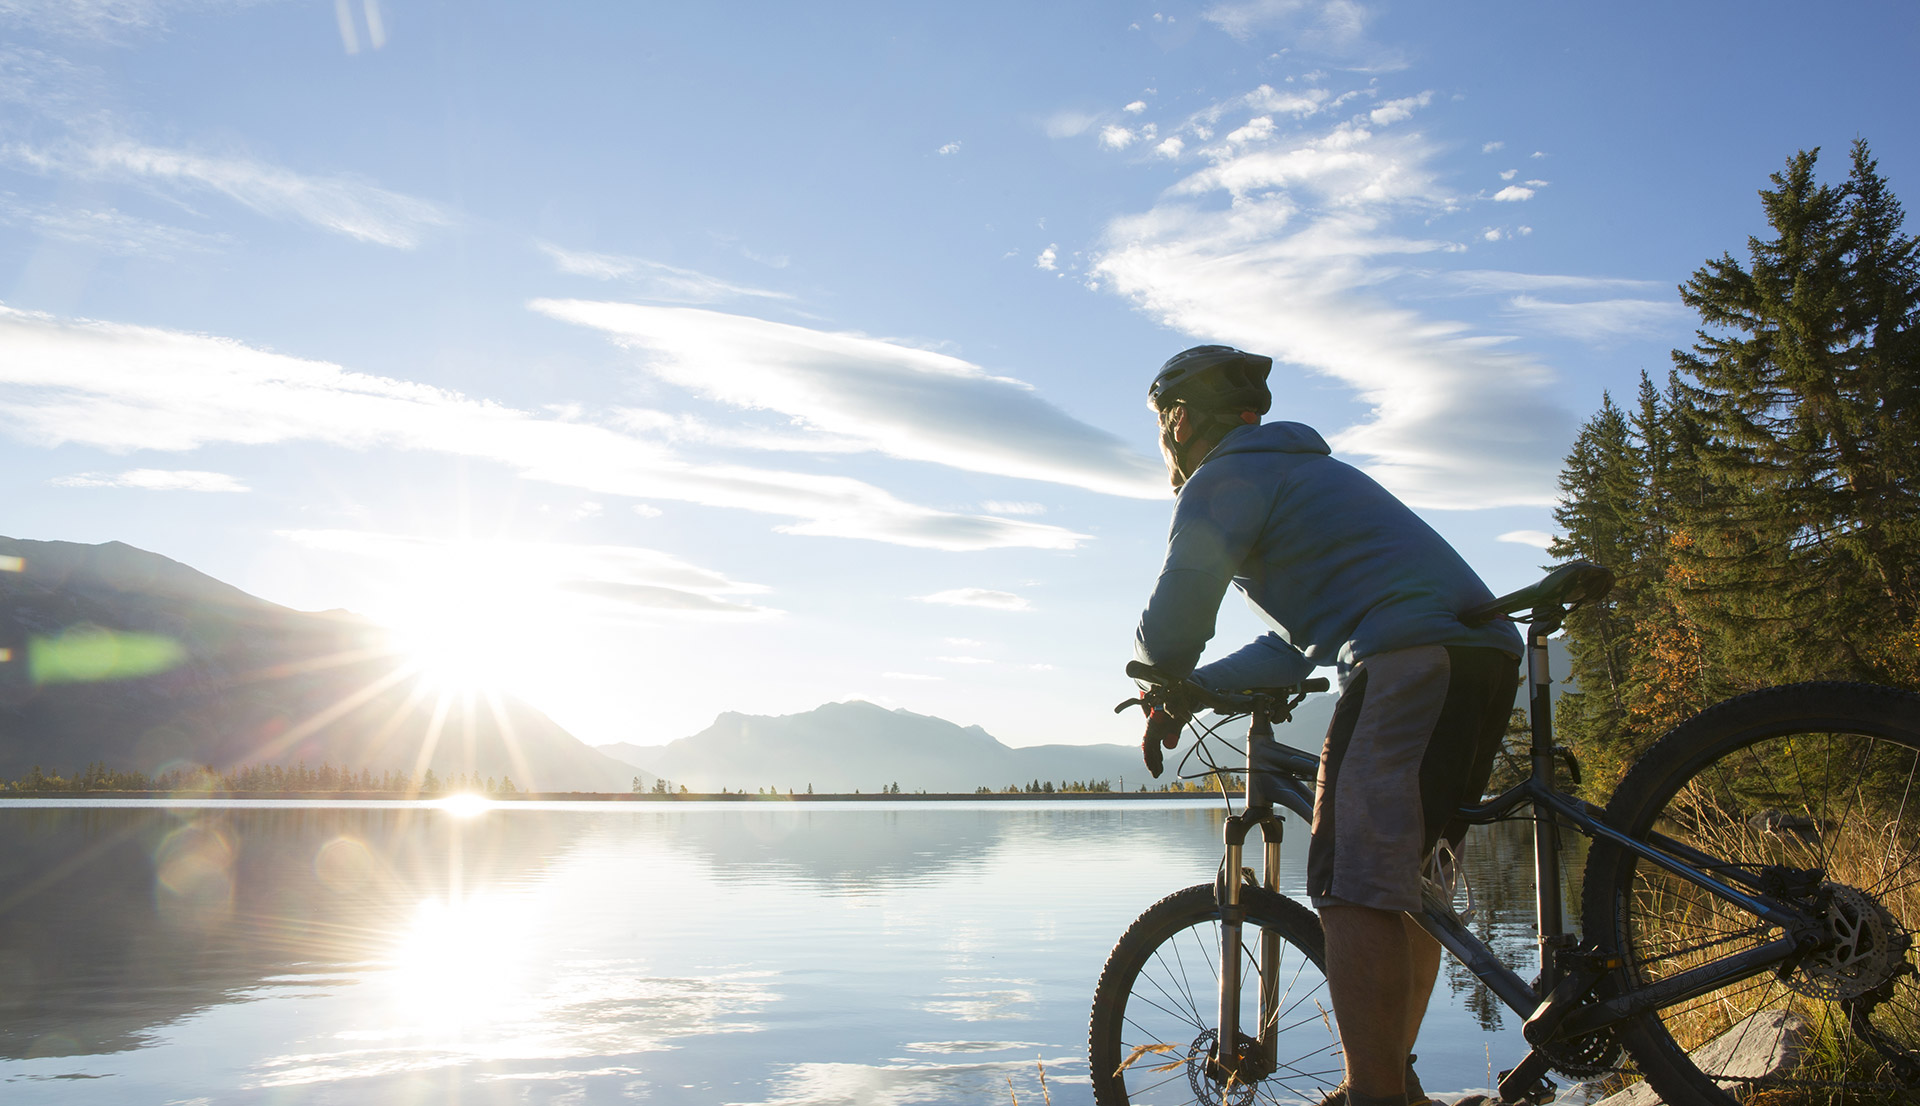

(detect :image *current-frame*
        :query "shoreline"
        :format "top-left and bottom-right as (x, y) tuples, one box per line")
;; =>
(0, 789), (1240, 802)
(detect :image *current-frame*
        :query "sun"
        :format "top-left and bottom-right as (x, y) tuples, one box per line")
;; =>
(376, 568), (536, 695)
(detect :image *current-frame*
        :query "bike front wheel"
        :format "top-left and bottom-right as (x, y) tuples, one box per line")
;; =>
(1089, 882), (1338, 1106)
(1582, 681), (1920, 1106)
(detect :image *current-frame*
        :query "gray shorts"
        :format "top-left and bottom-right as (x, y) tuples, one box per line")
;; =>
(1307, 644), (1518, 913)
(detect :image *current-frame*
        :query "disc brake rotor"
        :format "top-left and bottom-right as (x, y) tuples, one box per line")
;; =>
(1186, 1029), (1258, 1106)
(1787, 883), (1909, 1001)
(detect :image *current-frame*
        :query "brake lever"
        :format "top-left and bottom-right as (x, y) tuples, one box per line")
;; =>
(1115, 695), (1149, 715)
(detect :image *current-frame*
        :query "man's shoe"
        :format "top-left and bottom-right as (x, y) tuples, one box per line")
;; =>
(1315, 1056), (1430, 1106)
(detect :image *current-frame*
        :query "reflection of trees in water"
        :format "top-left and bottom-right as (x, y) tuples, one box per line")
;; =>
(652, 803), (1231, 893)
(0, 805), (583, 1060)
(1441, 819), (1587, 1032)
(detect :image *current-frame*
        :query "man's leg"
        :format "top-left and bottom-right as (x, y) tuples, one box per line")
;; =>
(1322, 907), (1443, 1099)
(1403, 914), (1441, 1054)
(1322, 904), (1412, 1098)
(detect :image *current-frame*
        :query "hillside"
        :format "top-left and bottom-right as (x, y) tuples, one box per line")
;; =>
(0, 536), (643, 792)
(596, 696), (1338, 793)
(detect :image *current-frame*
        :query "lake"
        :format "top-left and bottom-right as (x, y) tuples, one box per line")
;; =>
(0, 800), (1574, 1104)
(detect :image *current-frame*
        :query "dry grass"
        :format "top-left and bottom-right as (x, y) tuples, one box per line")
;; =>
(1615, 747), (1920, 1105)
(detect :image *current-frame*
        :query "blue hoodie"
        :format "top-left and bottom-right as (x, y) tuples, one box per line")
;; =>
(1134, 421), (1521, 689)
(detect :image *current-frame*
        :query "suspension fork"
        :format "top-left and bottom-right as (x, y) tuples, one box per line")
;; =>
(1217, 705), (1285, 1078)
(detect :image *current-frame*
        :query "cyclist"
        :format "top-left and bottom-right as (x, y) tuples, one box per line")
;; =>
(1133, 344), (1522, 1106)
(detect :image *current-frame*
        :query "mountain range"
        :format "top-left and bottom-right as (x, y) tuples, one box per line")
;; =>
(593, 695), (1339, 793)
(1, 536), (1351, 795)
(0, 536), (642, 792)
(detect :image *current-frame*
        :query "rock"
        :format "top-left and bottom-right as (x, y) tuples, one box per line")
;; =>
(1587, 1009), (1811, 1105)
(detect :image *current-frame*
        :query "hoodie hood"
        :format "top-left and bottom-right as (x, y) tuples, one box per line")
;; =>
(1210, 420), (1331, 459)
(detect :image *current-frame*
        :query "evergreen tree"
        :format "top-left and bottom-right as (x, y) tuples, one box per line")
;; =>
(1672, 140), (1920, 687)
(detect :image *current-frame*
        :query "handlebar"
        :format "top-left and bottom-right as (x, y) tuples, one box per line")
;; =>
(1115, 659), (1330, 718)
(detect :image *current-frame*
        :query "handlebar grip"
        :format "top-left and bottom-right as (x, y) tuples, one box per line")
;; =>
(1303, 677), (1331, 694)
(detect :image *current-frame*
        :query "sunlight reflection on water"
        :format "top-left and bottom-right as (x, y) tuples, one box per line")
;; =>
(0, 800), (1551, 1104)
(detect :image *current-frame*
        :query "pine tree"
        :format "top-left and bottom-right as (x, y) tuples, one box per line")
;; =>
(1671, 140), (1920, 687)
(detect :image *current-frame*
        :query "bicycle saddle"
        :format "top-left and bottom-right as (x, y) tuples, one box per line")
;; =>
(1460, 560), (1614, 626)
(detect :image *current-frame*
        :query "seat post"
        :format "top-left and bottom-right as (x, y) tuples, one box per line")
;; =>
(1526, 615), (1565, 982)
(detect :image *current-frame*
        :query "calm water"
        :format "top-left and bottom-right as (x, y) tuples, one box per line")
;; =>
(0, 800), (1573, 1104)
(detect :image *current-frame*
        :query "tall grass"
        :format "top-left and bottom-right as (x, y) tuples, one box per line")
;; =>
(1613, 739), (1920, 1105)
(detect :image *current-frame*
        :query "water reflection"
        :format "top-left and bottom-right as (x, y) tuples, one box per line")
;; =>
(0, 801), (1550, 1104)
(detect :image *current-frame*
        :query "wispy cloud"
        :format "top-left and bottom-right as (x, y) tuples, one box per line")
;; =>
(1091, 85), (1574, 509)
(537, 242), (792, 303)
(917, 588), (1031, 611)
(1034, 244), (1058, 271)
(52, 467), (248, 491)
(980, 500), (1045, 516)
(3, 138), (449, 247)
(0, 305), (1089, 551)
(531, 301), (1167, 499)
(1203, 0), (1379, 56)
(1492, 184), (1535, 202)
(1502, 294), (1691, 341)
(936, 140), (961, 156)
(0, 194), (227, 256)
(281, 530), (778, 617)
(1497, 529), (1555, 549)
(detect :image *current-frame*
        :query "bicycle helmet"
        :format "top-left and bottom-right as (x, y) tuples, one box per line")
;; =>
(1147, 345), (1273, 415)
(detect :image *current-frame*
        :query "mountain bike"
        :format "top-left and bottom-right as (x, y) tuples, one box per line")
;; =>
(1091, 560), (1920, 1106)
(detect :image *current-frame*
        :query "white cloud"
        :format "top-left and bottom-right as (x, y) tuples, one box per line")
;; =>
(0, 305), (1089, 551)
(1244, 85), (1331, 117)
(0, 195), (227, 256)
(1156, 137), (1186, 158)
(537, 242), (791, 303)
(1497, 530), (1556, 549)
(1124, 101), (1147, 114)
(0, 0), (176, 38)
(935, 655), (993, 665)
(612, 407), (868, 454)
(1225, 116), (1276, 145)
(1091, 86), (1574, 509)
(4, 138), (450, 248)
(52, 467), (248, 491)
(532, 301), (1166, 500)
(1367, 91), (1430, 126)
(1492, 185), (1535, 202)
(1482, 228), (1505, 242)
(980, 500), (1045, 515)
(1503, 295), (1691, 341)
(1035, 244), (1058, 271)
(944, 637), (986, 647)
(281, 530), (778, 617)
(632, 504), (663, 518)
(936, 141), (961, 156)
(1443, 270), (1663, 295)
(1042, 111), (1098, 138)
(1530, 150), (1547, 159)
(1525, 179), (1549, 187)
(917, 588), (1031, 611)
(1099, 124), (1136, 150)
(1481, 141), (1504, 153)
(1499, 169), (1517, 180)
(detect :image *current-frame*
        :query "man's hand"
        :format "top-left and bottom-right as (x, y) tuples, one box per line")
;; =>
(1142, 706), (1186, 777)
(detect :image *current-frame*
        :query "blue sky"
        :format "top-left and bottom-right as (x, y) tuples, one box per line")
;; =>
(3, 0), (1914, 750)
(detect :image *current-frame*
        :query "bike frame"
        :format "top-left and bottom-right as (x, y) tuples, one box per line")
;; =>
(1211, 616), (1828, 1096)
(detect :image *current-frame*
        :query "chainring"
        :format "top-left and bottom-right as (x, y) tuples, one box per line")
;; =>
(1539, 1028), (1623, 1079)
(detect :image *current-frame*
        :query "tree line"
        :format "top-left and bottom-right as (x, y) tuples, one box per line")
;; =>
(1549, 140), (1917, 794)
(2, 761), (519, 795)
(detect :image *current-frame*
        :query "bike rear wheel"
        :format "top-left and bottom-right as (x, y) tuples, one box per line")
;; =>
(1582, 681), (1920, 1106)
(1089, 882), (1337, 1106)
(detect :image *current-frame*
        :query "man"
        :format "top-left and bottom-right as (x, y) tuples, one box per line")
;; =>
(1132, 345), (1521, 1106)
